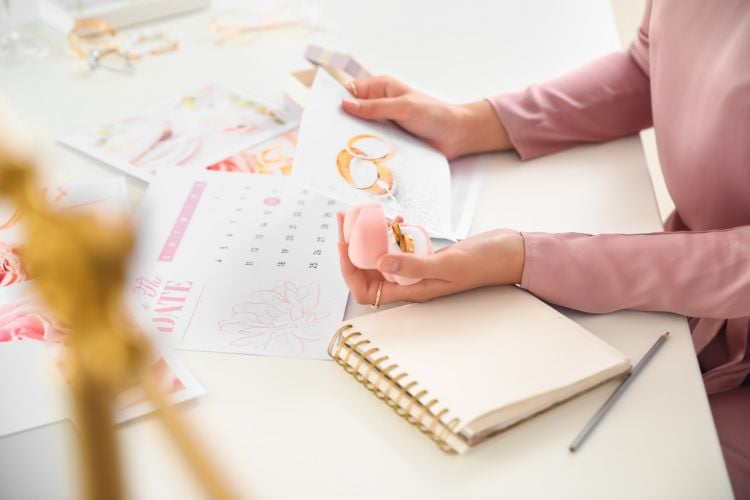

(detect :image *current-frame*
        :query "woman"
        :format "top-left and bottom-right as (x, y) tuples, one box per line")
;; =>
(335, 1), (749, 496)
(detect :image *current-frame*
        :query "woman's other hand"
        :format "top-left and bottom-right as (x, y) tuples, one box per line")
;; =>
(337, 212), (525, 306)
(340, 76), (513, 160)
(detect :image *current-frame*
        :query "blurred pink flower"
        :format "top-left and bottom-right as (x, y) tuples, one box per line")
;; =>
(0, 299), (66, 343)
(0, 242), (25, 287)
(207, 152), (258, 173)
(218, 281), (327, 352)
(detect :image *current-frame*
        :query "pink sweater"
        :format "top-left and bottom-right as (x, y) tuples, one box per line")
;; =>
(490, 0), (750, 394)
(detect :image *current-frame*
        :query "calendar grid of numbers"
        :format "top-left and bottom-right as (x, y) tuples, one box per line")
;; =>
(130, 168), (350, 359)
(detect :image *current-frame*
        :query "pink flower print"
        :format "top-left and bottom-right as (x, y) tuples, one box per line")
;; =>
(207, 151), (259, 173)
(0, 242), (26, 287)
(218, 281), (328, 352)
(0, 300), (67, 344)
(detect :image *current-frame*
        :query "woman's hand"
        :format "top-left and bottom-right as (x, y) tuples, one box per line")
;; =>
(337, 212), (525, 306)
(341, 76), (513, 159)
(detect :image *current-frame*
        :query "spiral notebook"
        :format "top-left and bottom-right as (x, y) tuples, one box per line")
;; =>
(328, 286), (631, 454)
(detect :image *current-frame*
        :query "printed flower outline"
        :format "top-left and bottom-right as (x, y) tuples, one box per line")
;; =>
(218, 281), (328, 352)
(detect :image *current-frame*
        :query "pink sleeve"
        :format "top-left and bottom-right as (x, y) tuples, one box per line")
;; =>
(520, 228), (750, 319)
(489, 2), (653, 160)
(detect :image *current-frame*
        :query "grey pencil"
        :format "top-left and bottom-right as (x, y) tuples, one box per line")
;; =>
(569, 331), (670, 453)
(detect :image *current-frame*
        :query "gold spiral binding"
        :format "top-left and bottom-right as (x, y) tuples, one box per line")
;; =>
(373, 363), (398, 399)
(394, 381), (418, 417)
(353, 347), (379, 382)
(327, 324), (463, 454)
(417, 398), (438, 431)
(328, 325), (353, 364)
(383, 372), (408, 407)
(363, 355), (388, 390)
(404, 390), (428, 423)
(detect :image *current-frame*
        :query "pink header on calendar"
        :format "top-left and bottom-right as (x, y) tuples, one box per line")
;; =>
(158, 181), (206, 262)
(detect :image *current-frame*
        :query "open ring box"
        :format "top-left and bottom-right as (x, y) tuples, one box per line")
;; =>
(343, 204), (433, 285)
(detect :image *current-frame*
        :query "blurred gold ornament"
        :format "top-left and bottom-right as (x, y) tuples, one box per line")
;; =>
(0, 131), (236, 499)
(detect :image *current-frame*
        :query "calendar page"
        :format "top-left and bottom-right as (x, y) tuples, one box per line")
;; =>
(129, 168), (350, 359)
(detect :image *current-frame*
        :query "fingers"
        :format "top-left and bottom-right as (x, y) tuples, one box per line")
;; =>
(375, 252), (449, 280)
(337, 209), (464, 306)
(337, 223), (387, 306)
(338, 238), (439, 306)
(337, 242), (357, 277)
(341, 76), (413, 122)
(349, 76), (409, 100)
(336, 211), (345, 243)
(340, 264), (465, 306)
(378, 278), (466, 305)
(338, 241), (373, 301)
(341, 96), (412, 122)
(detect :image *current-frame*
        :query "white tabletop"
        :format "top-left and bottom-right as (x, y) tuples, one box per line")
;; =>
(0, 1), (733, 498)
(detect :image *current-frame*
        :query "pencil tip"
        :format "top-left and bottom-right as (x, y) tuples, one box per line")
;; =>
(569, 445), (576, 453)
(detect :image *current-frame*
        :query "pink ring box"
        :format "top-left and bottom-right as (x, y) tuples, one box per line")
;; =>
(343, 203), (433, 285)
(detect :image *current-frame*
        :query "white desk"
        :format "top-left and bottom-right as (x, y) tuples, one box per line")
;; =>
(0, 1), (733, 498)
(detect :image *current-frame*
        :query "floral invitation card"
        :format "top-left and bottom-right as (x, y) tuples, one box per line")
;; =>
(0, 282), (204, 431)
(208, 129), (298, 176)
(129, 168), (349, 359)
(292, 70), (454, 238)
(60, 83), (297, 182)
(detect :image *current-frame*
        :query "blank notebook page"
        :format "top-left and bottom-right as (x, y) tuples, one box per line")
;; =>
(346, 286), (629, 431)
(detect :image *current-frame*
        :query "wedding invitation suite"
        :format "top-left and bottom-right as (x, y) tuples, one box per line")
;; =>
(129, 168), (350, 359)
(60, 83), (296, 182)
(0, 281), (205, 433)
(292, 70), (454, 238)
(0, 178), (204, 435)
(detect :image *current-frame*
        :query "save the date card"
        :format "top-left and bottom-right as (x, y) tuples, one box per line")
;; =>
(129, 168), (350, 359)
